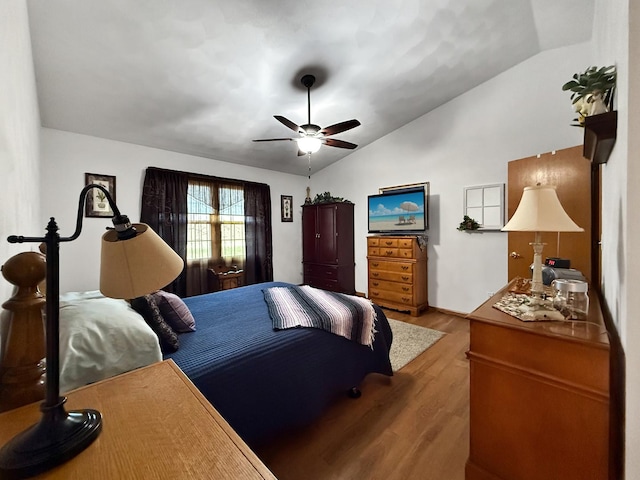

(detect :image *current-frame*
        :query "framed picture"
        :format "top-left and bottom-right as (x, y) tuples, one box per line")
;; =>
(281, 195), (293, 222)
(85, 173), (116, 218)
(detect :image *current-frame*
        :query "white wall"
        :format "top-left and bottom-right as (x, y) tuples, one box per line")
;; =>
(0, 1), (42, 350)
(39, 129), (307, 294)
(592, 0), (639, 477)
(313, 43), (587, 314)
(626, 2), (640, 475)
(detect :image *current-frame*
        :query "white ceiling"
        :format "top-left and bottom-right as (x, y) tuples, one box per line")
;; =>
(26, 0), (594, 176)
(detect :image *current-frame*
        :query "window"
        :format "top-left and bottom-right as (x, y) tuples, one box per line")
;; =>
(463, 183), (505, 230)
(186, 180), (245, 262)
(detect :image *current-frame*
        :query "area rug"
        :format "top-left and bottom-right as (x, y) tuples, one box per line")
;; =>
(387, 318), (445, 371)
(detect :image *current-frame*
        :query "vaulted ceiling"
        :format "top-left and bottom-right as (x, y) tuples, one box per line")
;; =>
(26, 0), (593, 176)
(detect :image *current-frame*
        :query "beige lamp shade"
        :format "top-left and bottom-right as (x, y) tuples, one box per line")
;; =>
(100, 223), (184, 299)
(501, 185), (584, 232)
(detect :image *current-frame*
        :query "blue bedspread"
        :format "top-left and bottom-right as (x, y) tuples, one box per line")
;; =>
(164, 282), (393, 446)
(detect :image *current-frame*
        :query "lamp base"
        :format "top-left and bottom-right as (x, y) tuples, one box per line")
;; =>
(0, 401), (101, 479)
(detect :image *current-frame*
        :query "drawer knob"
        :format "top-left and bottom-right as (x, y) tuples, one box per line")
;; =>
(372, 272), (379, 277)
(402, 297), (410, 303)
(385, 250), (393, 255)
(372, 263), (379, 267)
(401, 266), (409, 270)
(373, 282), (379, 286)
(402, 276), (409, 281)
(402, 287), (409, 292)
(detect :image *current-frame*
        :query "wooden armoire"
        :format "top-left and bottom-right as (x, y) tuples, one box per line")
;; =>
(302, 202), (355, 294)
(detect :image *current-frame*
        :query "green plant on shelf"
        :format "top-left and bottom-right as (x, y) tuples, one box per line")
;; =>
(457, 215), (480, 231)
(562, 65), (616, 127)
(311, 192), (351, 204)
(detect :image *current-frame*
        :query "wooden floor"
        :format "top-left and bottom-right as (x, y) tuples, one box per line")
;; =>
(255, 308), (470, 480)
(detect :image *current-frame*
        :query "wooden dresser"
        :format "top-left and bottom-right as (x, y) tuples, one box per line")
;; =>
(466, 281), (610, 480)
(0, 360), (276, 479)
(366, 235), (428, 316)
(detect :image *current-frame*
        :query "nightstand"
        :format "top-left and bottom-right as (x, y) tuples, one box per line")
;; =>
(208, 266), (244, 291)
(0, 360), (276, 479)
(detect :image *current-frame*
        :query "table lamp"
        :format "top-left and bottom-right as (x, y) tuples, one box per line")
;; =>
(0, 184), (184, 478)
(502, 185), (583, 299)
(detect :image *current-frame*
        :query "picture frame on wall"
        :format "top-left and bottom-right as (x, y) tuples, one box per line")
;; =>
(85, 173), (116, 218)
(281, 195), (293, 222)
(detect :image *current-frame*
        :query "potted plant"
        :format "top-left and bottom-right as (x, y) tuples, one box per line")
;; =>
(311, 192), (352, 204)
(96, 190), (107, 209)
(562, 65), (616, 127)
(457, 215), (480, 231)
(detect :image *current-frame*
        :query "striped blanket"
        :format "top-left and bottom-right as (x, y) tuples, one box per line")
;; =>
(263, 285), (377, 347)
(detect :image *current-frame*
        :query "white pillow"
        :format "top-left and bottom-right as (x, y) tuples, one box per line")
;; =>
(58, 291), (162, 393)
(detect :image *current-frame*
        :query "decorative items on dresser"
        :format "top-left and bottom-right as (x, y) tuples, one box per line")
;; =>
(0, 360), (276, 479)
(465, 279), (611, 480)
(302, 202), (355, 294)
(367, 235), (428, 316)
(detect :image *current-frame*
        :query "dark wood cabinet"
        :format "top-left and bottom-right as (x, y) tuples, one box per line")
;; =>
(302, 202), (355, 294)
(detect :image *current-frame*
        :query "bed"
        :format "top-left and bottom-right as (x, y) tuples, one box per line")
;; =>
(58, 282), (393, 446)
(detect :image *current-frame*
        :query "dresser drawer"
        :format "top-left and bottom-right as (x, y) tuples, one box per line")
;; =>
(368, 259), (414, 274)
(377, 237), (398, 248)
(368, 287), (415, 305)
(304, 264), (338, 279)
(369, 269), (413, 284)
(369, 247), (414, 259)
(367, 237), (380, 247)
(370, 246), (402, 257)
(369, 278), (413, 294)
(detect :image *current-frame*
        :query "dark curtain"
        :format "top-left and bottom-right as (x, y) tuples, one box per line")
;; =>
(244, 182), (273, 284)
(140, 167), (273, 297)
(140, 168), (189, 296)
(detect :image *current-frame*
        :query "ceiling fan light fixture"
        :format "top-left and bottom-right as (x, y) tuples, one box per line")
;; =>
(297, 136), (322, 154)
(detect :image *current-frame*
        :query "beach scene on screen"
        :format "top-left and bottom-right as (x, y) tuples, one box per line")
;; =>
(368, 191), (425, 231)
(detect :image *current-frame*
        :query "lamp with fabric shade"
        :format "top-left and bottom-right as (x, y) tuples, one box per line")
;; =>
(502, 184), (583, 298)
(0, 184), (183, 478)
(100, 224), (184, 299)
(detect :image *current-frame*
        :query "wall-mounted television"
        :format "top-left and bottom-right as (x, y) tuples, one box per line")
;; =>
(368, 184), (428, 234)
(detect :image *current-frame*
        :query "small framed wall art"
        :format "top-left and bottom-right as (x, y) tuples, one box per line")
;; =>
(85, 173), (116, 218)
(281, 195), (293, 222)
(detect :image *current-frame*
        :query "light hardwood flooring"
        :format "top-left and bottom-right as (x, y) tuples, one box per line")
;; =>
(255, 308), (470, 480)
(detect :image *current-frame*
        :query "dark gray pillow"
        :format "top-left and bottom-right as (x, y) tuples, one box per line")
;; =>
(130, 294), (179, 353)
(151, 290), (196, 333)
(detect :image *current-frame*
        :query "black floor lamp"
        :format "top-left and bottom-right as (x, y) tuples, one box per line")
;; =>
(0, 184), (184, 479)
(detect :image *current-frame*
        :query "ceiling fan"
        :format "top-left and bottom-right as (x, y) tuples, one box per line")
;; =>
(253, 74), (361, 156)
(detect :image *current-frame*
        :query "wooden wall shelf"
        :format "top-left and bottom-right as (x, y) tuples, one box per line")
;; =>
(583, 110), (617, 164)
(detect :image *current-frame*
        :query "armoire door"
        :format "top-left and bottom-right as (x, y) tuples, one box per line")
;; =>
(302, 206), (318, 262)
(507, 146), (592, 282)
(315, 205), (337, 264)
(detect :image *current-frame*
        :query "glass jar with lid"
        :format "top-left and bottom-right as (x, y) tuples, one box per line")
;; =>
(551, 279), (589, 320)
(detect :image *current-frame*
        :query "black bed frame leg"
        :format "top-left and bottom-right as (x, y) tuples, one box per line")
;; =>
(348, 387), (361, 399)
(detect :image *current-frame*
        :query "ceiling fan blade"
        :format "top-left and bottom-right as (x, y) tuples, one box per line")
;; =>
(320, 119), (361, 136)
(252, 138), (294, 142)
(323, 138), (358, 149)
(297, 149), (307, 156)
(274, 115), (303, 133)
